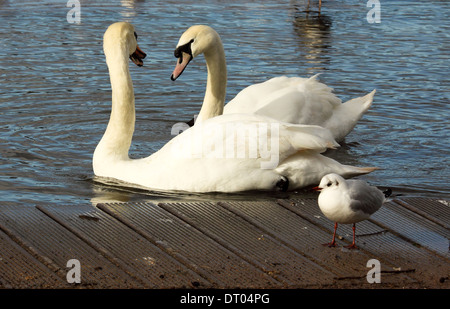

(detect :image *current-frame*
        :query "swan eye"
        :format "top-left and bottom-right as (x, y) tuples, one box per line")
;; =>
(174, 48), (180, 58)
(174, 39), (194, 58)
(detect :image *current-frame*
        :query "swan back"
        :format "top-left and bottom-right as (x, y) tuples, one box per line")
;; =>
(225, 75), (341, 125)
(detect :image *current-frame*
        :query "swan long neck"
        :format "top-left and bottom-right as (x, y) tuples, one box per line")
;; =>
(197, 42), (227, 122)
(96, 44), (135, 161)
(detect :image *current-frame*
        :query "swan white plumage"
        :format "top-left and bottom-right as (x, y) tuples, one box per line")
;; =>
(171, 25), (376, 142)
(93, 22), (377, 193)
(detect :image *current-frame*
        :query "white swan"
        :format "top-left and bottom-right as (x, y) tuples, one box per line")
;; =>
(93, 22), (377, 193)
(171, 25), (375, 142)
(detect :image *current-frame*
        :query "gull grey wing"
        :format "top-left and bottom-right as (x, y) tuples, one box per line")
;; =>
(347, 181), (385, 216)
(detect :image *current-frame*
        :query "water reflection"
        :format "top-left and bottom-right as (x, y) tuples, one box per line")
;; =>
(292, 9), (332, 72)
(120, 0), (137, 20)
(89, 176), (306, 206)
(0, 0), (448, 208)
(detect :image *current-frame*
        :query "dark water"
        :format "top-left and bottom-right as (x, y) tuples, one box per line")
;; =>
(0, 0), (449, 207)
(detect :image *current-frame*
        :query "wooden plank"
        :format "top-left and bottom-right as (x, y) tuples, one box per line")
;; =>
(371, 201), (449, 256)
(38, 204), (207, 289)
(1, 196), (448, 289)
(394, 197), (450, 230)
(97, 202), (281, 288)
(286, 198), (450, 287)
(159, 201), (336, 287)
(0, 229), (67, 288)
(219, 200), (402, 281)
(0, 205), (141, 288)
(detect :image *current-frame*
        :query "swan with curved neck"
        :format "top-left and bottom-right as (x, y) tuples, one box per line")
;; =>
(171, 25), (227, 122)
(171, 25), (376, 142)
(93, 22), (377, 193)
(93, 22), (146, 173)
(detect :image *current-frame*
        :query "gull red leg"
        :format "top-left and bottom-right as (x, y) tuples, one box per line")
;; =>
(323, 222), (338, 247)
(344, 223), (358, 249)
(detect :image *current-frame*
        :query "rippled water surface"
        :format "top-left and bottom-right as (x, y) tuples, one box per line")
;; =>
(0, 0), (449, 207)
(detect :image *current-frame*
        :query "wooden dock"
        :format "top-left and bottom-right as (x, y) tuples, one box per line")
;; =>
(0, 197), (448, 289)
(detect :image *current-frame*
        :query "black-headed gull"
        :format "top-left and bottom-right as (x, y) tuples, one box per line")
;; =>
(314, 173), (391, 249)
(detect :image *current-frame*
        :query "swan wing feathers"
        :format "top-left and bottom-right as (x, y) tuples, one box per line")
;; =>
(162, 113), (338, 166)
(224, 76), (297, 114)
(224, 75), (342, 125)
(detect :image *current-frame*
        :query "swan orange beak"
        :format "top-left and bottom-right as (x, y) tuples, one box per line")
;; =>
(130, 45), (146, 67)
(171, 51), (192, 81)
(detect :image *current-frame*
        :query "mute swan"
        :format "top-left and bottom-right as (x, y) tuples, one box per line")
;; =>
(93, 22), (377, 193)
(171, 25), (376, 142)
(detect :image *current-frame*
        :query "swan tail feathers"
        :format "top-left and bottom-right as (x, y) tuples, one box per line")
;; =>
(325, 89), (376, 142)
(308, 73), (321, 81)
(341, 89), (376, 114)
(341, 166), (379, 178)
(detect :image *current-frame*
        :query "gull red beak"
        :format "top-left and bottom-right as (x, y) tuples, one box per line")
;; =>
(312, 186), (322, 191)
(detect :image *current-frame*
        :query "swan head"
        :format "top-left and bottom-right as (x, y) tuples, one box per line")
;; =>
(171, 25), (221, 80)
(103, 22), (147, 66)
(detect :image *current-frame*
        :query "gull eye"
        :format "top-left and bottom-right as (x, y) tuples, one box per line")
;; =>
(327, 182), (332, 187)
